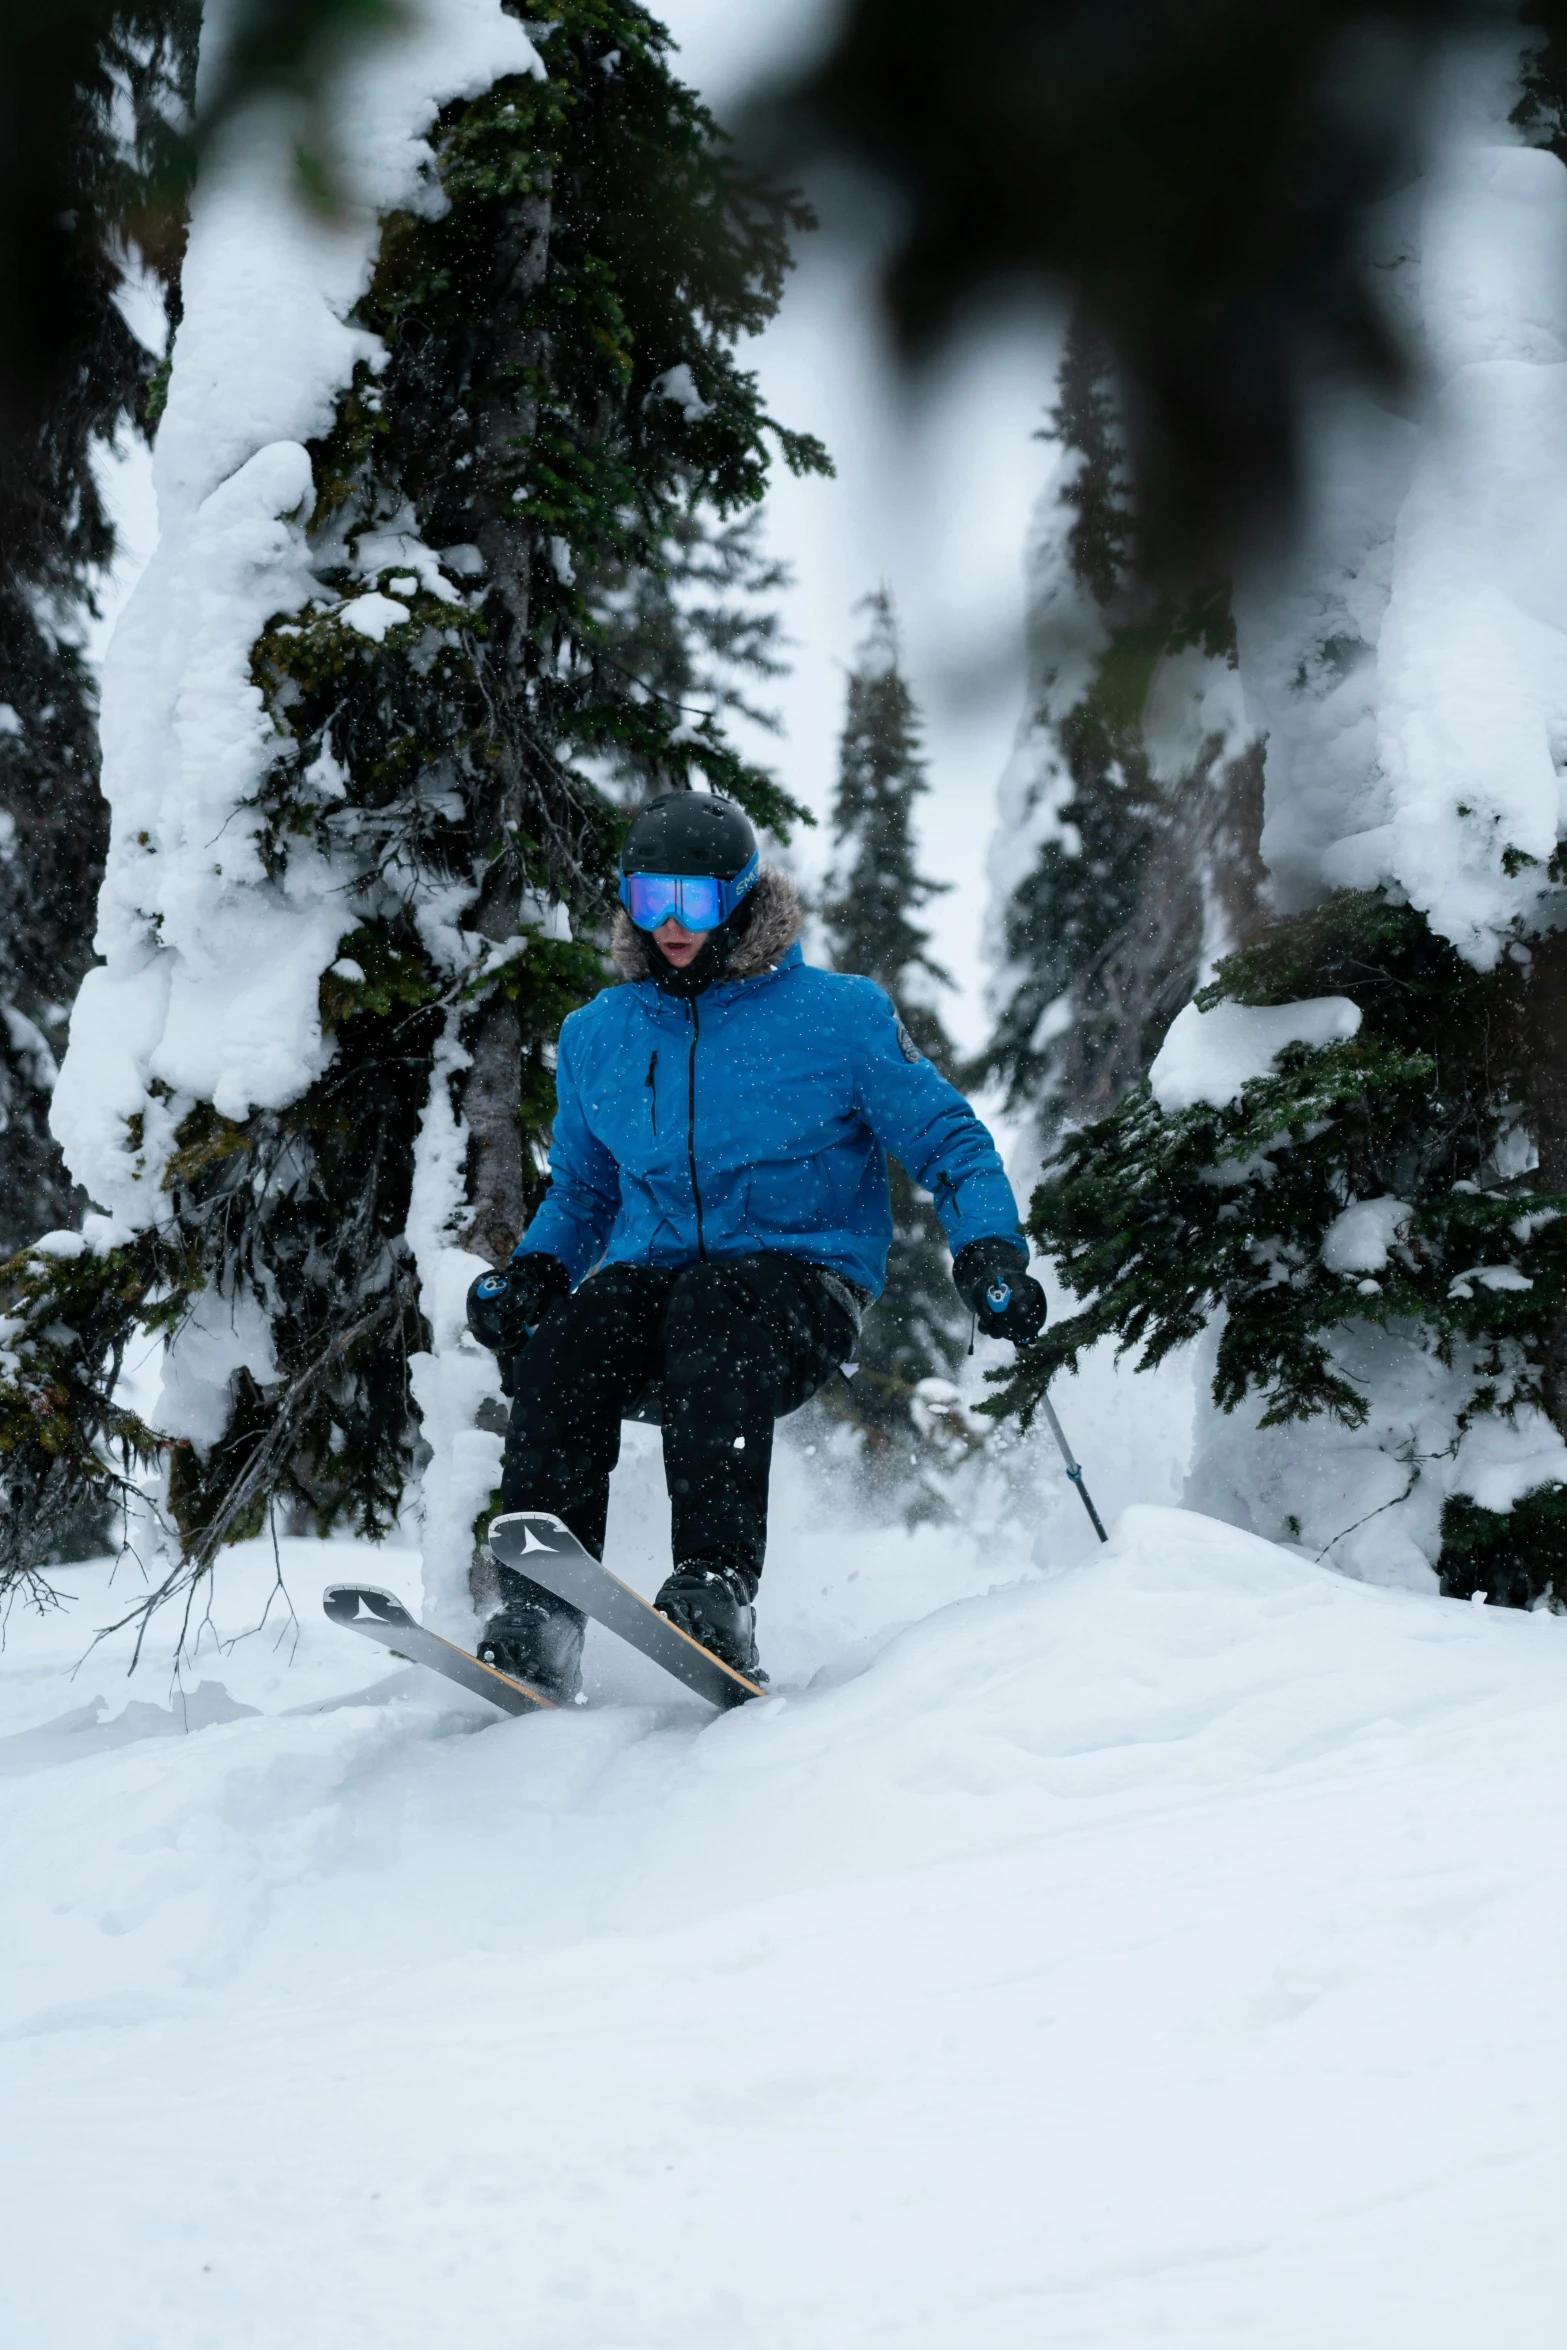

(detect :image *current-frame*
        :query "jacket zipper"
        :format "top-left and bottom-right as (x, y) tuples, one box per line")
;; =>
(686, 1000), (706, 1258)
(645, 1048), (658, 1134)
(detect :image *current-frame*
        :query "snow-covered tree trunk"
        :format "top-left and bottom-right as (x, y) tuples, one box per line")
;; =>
(3, 0), (825, 1635)
(45, 0), (540, 1631)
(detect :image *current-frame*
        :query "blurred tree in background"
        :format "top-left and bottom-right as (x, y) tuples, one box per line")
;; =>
(11, 4), (1566, 581)
(975, 15), (1567, 1608)
(984, 313), (1265, 1145)
(821, 591), (969, 1458)
(754, 0), (1567, 581)
(0, 2), (424, 461)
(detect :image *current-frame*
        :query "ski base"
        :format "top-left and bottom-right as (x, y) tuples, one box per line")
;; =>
(323, 1584), (554, 1717)
(487, 1511), (765, 1709)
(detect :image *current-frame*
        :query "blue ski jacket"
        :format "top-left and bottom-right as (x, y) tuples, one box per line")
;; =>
(514, 937), (1024, 1300)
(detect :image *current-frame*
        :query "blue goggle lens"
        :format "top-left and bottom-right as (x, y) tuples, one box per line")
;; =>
(619, 854), (757, 934)
(625, 872), (724, 931)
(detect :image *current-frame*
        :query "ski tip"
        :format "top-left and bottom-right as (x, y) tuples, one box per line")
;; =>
(486, 1509), (576, 1561)
(322, 1584), (415, 1629)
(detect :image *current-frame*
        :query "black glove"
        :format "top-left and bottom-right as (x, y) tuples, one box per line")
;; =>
(465, 1255), (570, 1355)
(952, 1238), (1048, 1344)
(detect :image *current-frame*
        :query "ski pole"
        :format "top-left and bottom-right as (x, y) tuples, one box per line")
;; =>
(1037, 1386), (1109, 1544)
(973, 1303), (1110, 1543)
(1013, 1332), (1108, 1544)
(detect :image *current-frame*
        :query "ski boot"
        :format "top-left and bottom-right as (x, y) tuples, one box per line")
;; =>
(477, 1567), (586, 1704)
(653, 1562), (767, 1683)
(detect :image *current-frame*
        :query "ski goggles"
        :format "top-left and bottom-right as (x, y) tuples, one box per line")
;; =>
(618, 852), (759, 933)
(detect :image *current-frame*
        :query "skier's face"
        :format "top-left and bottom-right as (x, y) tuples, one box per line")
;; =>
(653, 917), (710, 968)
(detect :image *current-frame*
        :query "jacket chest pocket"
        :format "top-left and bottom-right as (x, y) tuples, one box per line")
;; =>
(590, 1049), (673, 1180)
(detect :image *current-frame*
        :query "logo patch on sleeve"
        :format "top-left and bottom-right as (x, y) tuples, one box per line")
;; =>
(895, 1020), (922, 1064)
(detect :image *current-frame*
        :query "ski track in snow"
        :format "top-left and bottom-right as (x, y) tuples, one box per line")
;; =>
(3, 1442), (1567, 2346)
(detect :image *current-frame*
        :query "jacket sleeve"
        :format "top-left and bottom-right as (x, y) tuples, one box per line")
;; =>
(511, 1013), (621, 1285)
(852, 988), (1026, 1262)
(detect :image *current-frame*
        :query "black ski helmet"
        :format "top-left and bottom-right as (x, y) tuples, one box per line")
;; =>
(620, 790), (757, 885)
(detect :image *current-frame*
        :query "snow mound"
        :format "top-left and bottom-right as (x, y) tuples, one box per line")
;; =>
(4, 1501), (1567, 2344)
(1149, 994), (1362, 1113)
(337, 589), (411, 640)
(1452, 1405), (1567, 1511)
(1321, 1194), (1412, 1274)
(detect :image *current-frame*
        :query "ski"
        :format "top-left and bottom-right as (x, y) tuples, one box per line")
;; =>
(322, 1583), (554, 1718)
(487, 1511), (766, 1709)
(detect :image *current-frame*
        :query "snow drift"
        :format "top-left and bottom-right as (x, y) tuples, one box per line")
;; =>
(3, 1488), (1567, 2346)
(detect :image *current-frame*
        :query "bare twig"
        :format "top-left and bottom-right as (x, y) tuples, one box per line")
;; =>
(85, 1280), (415, 1670)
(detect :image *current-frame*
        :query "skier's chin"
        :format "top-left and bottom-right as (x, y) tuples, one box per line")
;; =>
(654, 924), (709, 968)
(647, 922), (727, 997)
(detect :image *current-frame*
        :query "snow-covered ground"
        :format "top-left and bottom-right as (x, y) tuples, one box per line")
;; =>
(5, 1415), (1567, 2347)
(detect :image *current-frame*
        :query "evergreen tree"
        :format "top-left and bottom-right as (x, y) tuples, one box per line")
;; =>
(983, 313), (1263, 1140)
(0, 3), (828, 1620)
(591, 505), (791, 804)
(987, 893), (1567, 1606)
(0, 6), (197, 1263)
(983, 36), (1567, 1614)
(821, 590), (967, 1446)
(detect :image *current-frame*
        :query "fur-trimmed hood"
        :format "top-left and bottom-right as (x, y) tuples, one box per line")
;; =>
(611, 865), (803, 985)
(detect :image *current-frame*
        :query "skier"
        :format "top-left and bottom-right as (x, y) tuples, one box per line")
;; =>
(465, 791), (1046, 1696)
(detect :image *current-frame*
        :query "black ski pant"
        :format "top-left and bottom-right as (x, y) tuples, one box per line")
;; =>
(498, 1255), (854, 1593)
